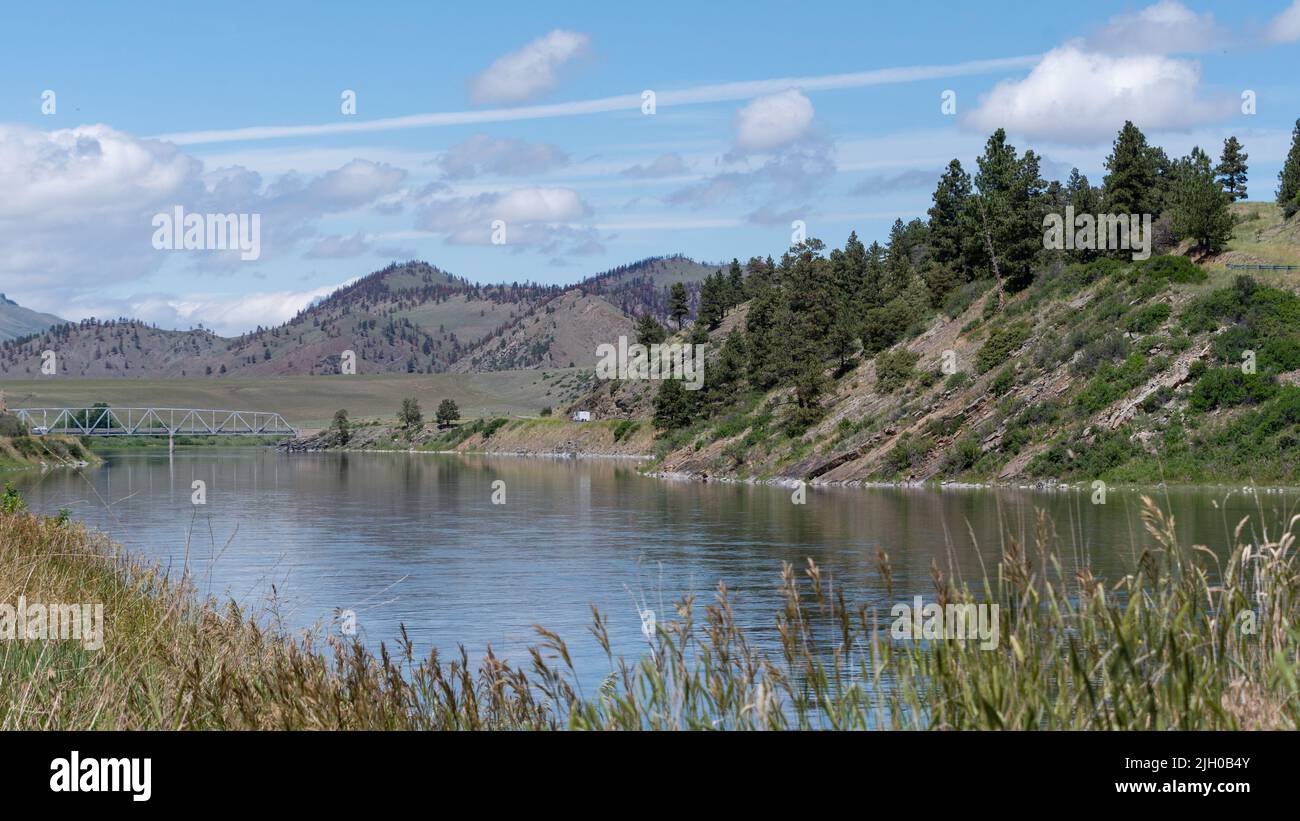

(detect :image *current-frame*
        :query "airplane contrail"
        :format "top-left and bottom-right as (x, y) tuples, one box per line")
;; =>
(155, 55), (1040, 146)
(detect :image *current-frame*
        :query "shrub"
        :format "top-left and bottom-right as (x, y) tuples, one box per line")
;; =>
(612, 419), (640, 442)
(1140, 254), (1206, 284)
(1189, 369), (1277, 411)
(861, 298), (922, 355)
(942, 279), (994, 319)
(1125, 302), (1172, 334)
(989, 367), (1015, 397)
(1261, 338), (1300, 373)
(940, 436), (983, 475)
(1072, 332), (1129, 376)
(0, 413), (27, 437)
(874, 349), (920, 394)
(1140, 385), (1175, 413)
(1, 482), (23, 514)
(975, 323), (1030, 373)
(883, 434), (932, 475)
(1076, 353), (1147, 413)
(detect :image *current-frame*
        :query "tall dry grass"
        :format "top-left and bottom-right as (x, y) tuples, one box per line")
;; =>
(1, 487), (1297, 730)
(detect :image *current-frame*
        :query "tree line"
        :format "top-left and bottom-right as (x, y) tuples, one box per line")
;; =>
(645, 119), (1300, 435)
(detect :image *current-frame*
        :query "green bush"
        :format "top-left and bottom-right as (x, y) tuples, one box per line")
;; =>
(1125, 302), (1172, 334)
(874, 349), (920, 394)
(1139, 254), (1206, 283)
(940, 436), (983, 475)
(1077, 353), (1148, 413)
(975, 323), (1030, 373)
(1189, 368), (1277, 411)
(942, 279), (994, 319)
(1261, 338), (1300, 373)
(612, 419), (640, 442)
(883, 434), (932, 475)
(0, 413), (27, 437)
(1072, 332), (1129, 376)
(989, 367), (1015, 396)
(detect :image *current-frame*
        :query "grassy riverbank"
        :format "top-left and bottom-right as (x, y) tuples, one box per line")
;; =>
(2, 484), (1297, 730)
(0, 434), (97, 471)
(299, 415), (653, 458)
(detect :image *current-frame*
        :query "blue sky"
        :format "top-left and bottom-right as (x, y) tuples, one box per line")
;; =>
(2, 0), (1299, 334)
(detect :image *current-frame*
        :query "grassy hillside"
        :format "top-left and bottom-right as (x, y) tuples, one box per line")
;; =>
(0, 257), (718, 379)
(0, 294), (64, 342)
(574, 204), (1300, 487)
(0, 370), (586, 430)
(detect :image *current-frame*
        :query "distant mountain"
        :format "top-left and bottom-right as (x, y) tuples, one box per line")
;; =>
(0, 256), (718, 378)
(0, 294), (65, 342)
(574, 255), (723, 318)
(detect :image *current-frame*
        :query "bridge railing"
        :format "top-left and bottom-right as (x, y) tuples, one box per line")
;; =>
(1225, 263), (1299, 271)
(12, 408), (298, 437)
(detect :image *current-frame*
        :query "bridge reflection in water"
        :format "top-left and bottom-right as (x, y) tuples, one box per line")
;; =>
(13, 407), (298, 439)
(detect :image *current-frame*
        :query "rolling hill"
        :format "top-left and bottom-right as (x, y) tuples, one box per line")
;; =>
(0, 294), (64, 342)
(0, 256), (718, 379)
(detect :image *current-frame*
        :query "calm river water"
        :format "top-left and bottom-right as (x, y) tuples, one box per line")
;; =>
(11, 448), (1296, 691)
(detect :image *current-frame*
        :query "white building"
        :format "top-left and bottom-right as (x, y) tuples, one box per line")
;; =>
(572, 410), (592, 422)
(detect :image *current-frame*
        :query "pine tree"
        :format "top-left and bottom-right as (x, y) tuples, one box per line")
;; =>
(669, 282), (689, 329)
(635, 312), (666, 346)
(332, 409), (350, 445)
(1065, 167), (1100, 261)
(1103, 121), (1157, 215)
(1173, 147), (1234, 253)
(973, 130), (1046, 290)
(436, 399), (459, 427)
(862, 242), (887, 309)
(927, 159), (973, 271)
(702, 331), (746, 412)
(726, 259), (744, 307)
(1147, 146), (1178, 215)
(1278, 119), (1300, 219)
(697, 273), (725, 329)
(831, 231), (866, 308)
(743, 280), (789, 390)
(652, 378), (692, 430)
(780, 239), (835, 359)
(1216, 136), (1249, 202)
(398, 398), (422, 430)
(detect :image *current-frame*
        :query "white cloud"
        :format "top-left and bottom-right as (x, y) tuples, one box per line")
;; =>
(964, 44), (1235, 143)
(438, 133), (568, 179)
(0, 123), (198, 218)
(733, 89), (815, 153)
(415, 186), (594, 249)
(1269, 1), (1300, 43)
(468, 30), (590, 105)
(0, 122), (407, 301)
(59, 280), (351, 336)
(0, 124), (200, 294)
(1087, 1), (1221, 54)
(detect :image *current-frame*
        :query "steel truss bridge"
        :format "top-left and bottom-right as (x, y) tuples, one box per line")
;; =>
(13, 407), (299, 438)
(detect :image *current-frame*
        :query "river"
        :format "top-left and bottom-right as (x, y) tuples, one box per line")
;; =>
(11, 448), (1296, 692)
